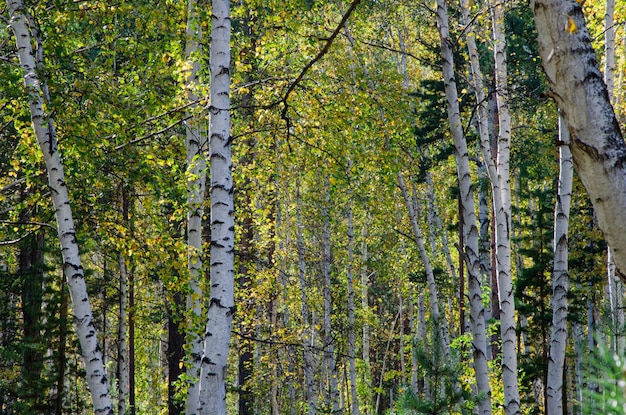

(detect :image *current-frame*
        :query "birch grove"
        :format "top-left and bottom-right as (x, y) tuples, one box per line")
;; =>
(3, 0), (626, 413)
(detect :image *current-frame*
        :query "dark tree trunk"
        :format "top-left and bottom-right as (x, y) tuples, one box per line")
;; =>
(20, 228), (45, 412)
(168, 291), (186, 415)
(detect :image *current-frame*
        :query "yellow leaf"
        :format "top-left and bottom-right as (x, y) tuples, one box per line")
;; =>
(565, 15), (578, 34)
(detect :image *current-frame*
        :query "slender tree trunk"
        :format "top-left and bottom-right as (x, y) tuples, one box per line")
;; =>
(489, 0), (521, 411)
(237, 9), (257, 414)
(184, 0), (206, 412)
(546, 116), (574, 415)
(238, 212), (254, 415)
(532, 0), (626, 279)
(347, 200), (360, 415)
(20, 228), (45, 410)
(409, 296), (419, 394)
(477, 157), (493, 360)
(603, 0), (624, 353)
(398, 173), (446, 345)
(434, 0), (493, 411)
(297, 180), (317, 415)
(118, 252), (129, 415)
(55, 273), (69, 415)
(168, 291), (186, 415)
(360, 223), (373, 414)
(198, 0), (234, 413)
(6, 1), (113, 412)
(129, 261), (136, 415)
(321, 175), (340, 414)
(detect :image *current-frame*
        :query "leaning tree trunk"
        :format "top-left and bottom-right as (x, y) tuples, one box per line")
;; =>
(198, 0), (233, 413)
(6, 1), (113, 413)
(532, 0), (626, 279)
(546, 115), (574, 415)
(184, 0), (206, 412)
(398, 172), (448, 352)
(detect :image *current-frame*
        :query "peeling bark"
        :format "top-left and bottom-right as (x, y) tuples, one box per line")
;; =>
(532, 0), (626, 279)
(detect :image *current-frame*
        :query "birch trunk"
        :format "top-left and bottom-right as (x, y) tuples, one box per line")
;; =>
(198, 0), (233, 413)
(321, 177), (340, 414)
(397, 173), (448, 349)
(546, 115), (574, 415)
(434, 0), (492, 411)
(184, 0), (206, 412)
(417, 291), (429, 398)
(118, 253), (129, 415)
(361, 223), (373, 414)
(347, 200), (360, 415)
(6, 1), (113, 412)
(532, 0), (626, 279)
(603, 0), (624, 353)
(489, 0), (521, 410)
(297, 181), (317, 415)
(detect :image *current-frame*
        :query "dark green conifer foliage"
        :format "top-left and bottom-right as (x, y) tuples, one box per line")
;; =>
(397, 319), (472, 415)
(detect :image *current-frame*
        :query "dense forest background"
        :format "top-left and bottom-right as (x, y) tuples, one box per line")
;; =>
(1, 0), (625, 414)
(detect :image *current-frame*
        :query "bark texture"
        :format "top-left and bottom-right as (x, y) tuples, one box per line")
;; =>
(6, 1), (113, 413)
(435, 0), (493, 411)
(546, 116), (573, 415)
(198, 0), (233, 413)
(532, 0), (626, 278)
(184, 0), (206, 412)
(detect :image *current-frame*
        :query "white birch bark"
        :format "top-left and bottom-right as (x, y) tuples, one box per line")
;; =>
(604, 0), (624, 353)
(434, 0), (493, 411)
(6, 1), (113, 413)
(198, 0), (233, 413)
(347, 199), (360, 415)
(425, 173), (458, 285)
(118, 253), (129, 415)
(409, 296), (419, 393)
(184, 1), (206, 413)
(321, 177), (340, 414)
(546, 115), (573, 415)
(360, 223), (373, 414)
(297, 181), (317, 415)
(398, 173), (447, 347)
(418, 291), (429, 398)
(489, 1), (521, 411)
(604, 0), (616, 105)
(532, 0), (626, 278)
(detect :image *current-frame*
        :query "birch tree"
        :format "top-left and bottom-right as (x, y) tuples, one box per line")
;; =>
(184, 0), (206, 412)
(434, 0), (492, 411)
(603, 0), (624, 353)
(546, 115), (573, 415)
(489, 0), (521, 411)
(532, 0), (626, 279)
(197, 0), (234, 413)
(5, 1), (113, 413)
